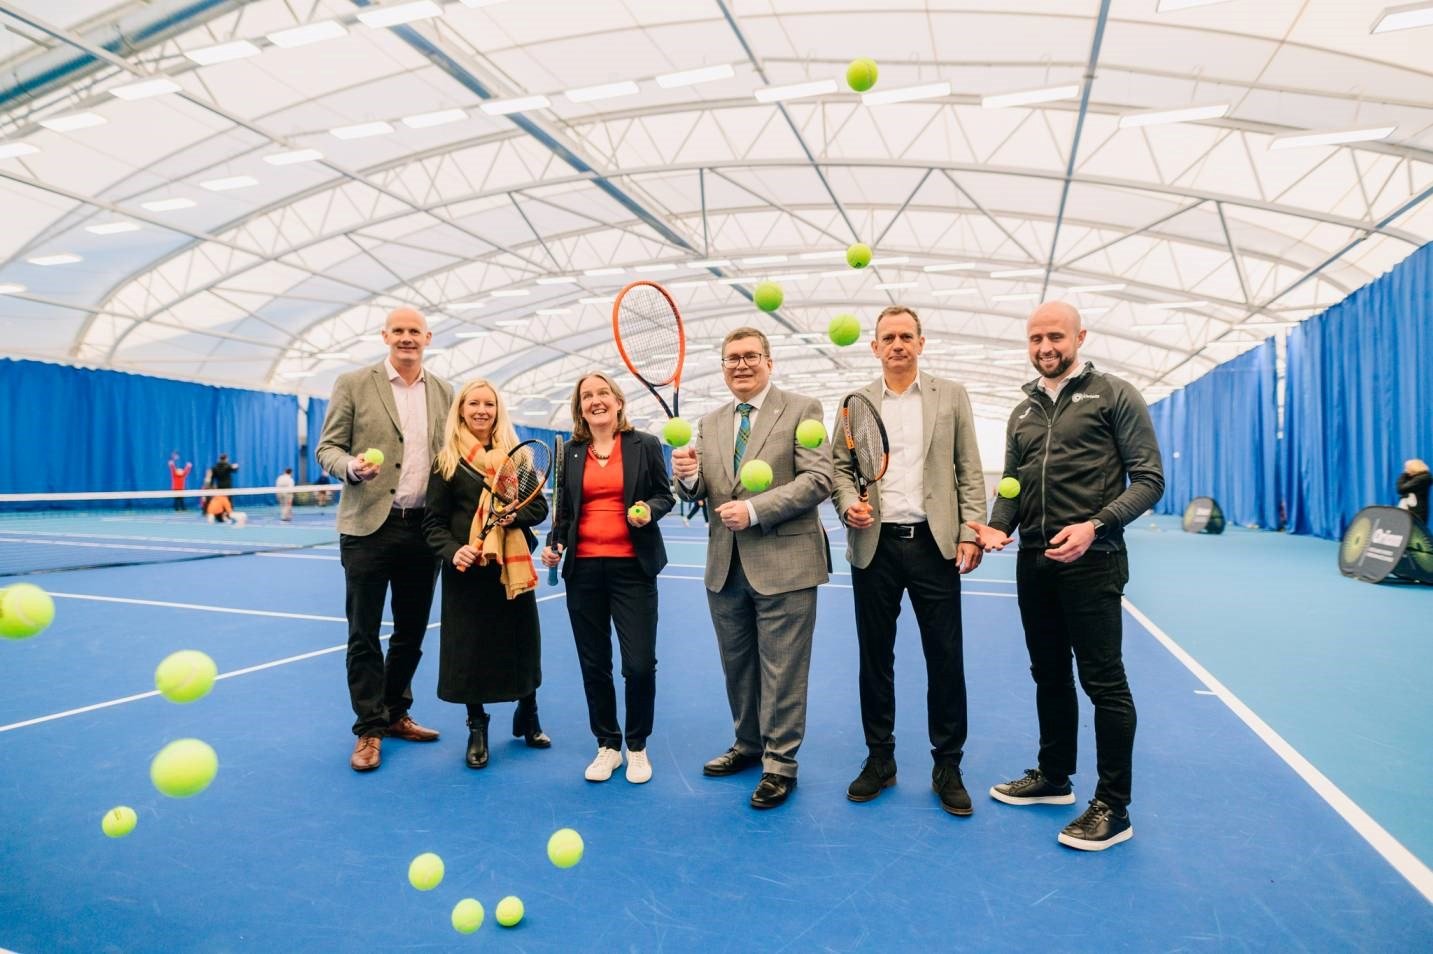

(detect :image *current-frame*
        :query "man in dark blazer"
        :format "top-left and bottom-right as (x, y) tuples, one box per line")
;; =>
(316, 307), (454, 772)
(672, 327), (834, 809)
(832, 306), (986, 816)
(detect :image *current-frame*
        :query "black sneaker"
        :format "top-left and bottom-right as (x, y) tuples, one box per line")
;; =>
(1058, 799), (1133, 851)
(989, 768), (1076, 806)
(932, 764), (972, 816)
(847, 756), (897, 802)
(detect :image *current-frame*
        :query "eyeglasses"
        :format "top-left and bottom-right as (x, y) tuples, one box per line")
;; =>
(721, 352), (768, 369)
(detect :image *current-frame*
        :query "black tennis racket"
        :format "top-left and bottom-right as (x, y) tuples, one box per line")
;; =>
(461, 439), (553, 570)
(840, 393), (890, 501)
(613, 280), (686, 419)
(547, 434), (565, 586)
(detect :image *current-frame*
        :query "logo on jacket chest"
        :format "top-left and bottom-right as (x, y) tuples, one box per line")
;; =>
(1070, 392), (1102, 404)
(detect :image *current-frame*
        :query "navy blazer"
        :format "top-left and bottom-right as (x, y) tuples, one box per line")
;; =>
(552, 429), (674, 580)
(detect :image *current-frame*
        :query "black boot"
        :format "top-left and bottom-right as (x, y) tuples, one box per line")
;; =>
(466, 714), (490, 769)
(512, 695), (552, 749)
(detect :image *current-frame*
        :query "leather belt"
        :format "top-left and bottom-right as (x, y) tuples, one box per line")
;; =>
(881, 521), (927, 539)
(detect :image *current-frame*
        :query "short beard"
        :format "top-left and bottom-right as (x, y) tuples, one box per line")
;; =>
(1033, 353), (1074, 380)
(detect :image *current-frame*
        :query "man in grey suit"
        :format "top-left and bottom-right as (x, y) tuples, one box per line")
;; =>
(317, 307), (455, 772)
(832, 306), (986, 815)
(672, 327), (834, 809)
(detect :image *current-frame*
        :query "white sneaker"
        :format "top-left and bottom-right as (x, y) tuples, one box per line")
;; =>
(625, 749), (652, 784)
(584, 746), (623, 782)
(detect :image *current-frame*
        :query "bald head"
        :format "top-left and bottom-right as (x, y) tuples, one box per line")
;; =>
(382, 306), (431, 378)
(1026, 299), (1087, 383)
(386, 307), (427, 333)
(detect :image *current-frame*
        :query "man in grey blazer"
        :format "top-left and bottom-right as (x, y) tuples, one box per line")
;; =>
(316, 307), (454, 772)
(832, 306), (986, 815)
(672, 327), (834, 809)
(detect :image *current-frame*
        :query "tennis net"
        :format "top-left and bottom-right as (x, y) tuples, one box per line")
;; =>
(0, 483), (345, 577)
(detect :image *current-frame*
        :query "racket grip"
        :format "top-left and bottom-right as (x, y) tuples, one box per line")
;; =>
(548, 564), (559, 586)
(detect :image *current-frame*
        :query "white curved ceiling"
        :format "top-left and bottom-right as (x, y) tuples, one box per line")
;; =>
(1, 0), (1430, 428)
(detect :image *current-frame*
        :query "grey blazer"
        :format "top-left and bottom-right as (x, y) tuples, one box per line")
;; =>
(677, 386), (834, 596)
(831, 371), (986, 570)
(315, 362), (454, 537)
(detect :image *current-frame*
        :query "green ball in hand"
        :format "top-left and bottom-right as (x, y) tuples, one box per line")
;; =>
(628, 504), (649, 521)
(753, 281), (784, 312)
(662, 417), (693, 447)
(739, 459), (773, 493)
(796, 419), (826, 449)
(846, 57), (879, 93)
(997, 476), (1021, 499)
(828, 314), (861, 347)
(362, 448), (384, 466)
(846, 243), (872, 269)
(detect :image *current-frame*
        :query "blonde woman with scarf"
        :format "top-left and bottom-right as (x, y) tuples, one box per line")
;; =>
(424, 379), (551, 769)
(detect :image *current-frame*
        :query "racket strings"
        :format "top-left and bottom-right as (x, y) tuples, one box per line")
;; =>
(492, 443), (553, 509)
(844, 404), (887, 481)
(616, 285), (681, 385)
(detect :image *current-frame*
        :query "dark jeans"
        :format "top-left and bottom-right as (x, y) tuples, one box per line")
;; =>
(566, 557), (658, 751)
(340, 509), (439, 737)
(1015, 548), (1136, 809)
(850, 523), (967, 767)
(172, 495), (186, 511)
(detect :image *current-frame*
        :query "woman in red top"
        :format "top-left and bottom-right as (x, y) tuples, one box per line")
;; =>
(542, 372), (673, 784)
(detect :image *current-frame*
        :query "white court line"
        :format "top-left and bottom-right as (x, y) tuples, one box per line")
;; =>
(1124, 597), (1433, 905)
(0, 593), (566, 734)
(656, 573), (1015, 597)
(0, 535), (245, 556)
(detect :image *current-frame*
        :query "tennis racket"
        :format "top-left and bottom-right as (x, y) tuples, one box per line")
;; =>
(460, 439), (554, 571)
(840, 393), (890, 501)
(547, 434), (565, 585)
(613, 280), (686, 419)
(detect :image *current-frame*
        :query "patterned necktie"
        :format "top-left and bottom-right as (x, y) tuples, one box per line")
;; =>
(733, 403), (753, 476)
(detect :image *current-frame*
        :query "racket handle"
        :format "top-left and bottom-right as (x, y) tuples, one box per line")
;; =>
(548, 563), (559, 586)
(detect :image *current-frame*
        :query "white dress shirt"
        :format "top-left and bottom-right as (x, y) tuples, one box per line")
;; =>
(349, 358), (431, 508)
(879, 376), (926, 524)
(682, 382), (771, 526)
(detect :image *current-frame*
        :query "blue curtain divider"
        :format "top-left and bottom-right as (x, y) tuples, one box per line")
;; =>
(0, 358), (299, 497)
(1280, 241), (1433, 539)
(1149, 339), (1280, 529)
(304, 397), (329, 485)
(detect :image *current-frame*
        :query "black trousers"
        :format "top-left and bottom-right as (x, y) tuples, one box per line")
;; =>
(566, 557), (658, 751)
(849, 522), (967, 767)
(1015, 548), (1136, 809)
(340, 509), (439, 737)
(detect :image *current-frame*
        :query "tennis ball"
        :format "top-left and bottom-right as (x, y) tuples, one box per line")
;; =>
(739, 459), (774, 493)
(495, 895), (524, 928)
(828, 314), (861, 347)
(154, 649), (217, 704)
(451, 898), (484, 934)
(628, 504), (649, 521)
(663, 417), (693, 447)
(845, 243), (872, 269)
(997, 476), (1021, 499)
(362, 448), (384, 466)
(753, 281), (784, 312)
(796, 419), (826, 449)
(101, 806), (137, 838)
(547, 827), (584, 869)
(0, 583), (55, 639)
(408, 852), (444, 891)
(846, 57), (879, 93)
(150, 738), (218, 798)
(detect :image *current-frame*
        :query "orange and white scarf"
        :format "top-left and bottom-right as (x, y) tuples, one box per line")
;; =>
(459, 432), (538, 600)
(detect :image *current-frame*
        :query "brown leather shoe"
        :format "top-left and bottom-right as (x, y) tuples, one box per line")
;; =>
(388, 715), (440, 742)
(350, 735), (381, 772)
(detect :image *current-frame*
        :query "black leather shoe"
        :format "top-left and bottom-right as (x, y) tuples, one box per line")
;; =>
(847, 756), (897, 802)
(933, 764), (973, 816)
(466, 714), (490, 769)
(702, 747), (761, 777)
(750, 773), (796, 809)
(512, 697), (551, 749)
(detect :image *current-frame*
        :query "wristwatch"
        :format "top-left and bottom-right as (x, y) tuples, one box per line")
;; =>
(1089, 518), (1106, 537)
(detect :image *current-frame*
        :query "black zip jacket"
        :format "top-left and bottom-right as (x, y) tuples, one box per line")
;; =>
(989, 363), (1164, 552)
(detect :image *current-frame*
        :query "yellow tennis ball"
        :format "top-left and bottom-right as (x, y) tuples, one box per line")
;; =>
(997, 476), (1021, 499)
(739, 459), (774, 493)
(451, 898), (484, 934)
(846, 57), (878, 93)
(828, 314), (861, 347)
(0, 583), (55, 639)
(753, 281), (784, 312)
(547, 828), (584, 869)
(101, 806), (137, 838)
(154, 650), (217, 704)
(662, 417), (693, 447)
(796, 419), (826, 449)
(408, 852), (444, 891)
(628, 504), (649, 521)
(845, 243), (872, 269)
(495, 895), (524, 928)
(150, 738), (218, 798)
(362, 448), (384, 466)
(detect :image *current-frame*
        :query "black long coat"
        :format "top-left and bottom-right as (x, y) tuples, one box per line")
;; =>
(424, 461), (549, 704)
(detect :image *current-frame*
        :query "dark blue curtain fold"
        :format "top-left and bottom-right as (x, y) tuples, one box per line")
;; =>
(0, 358), (298, 495)
(304, 397), (329, 484)
(1149, 339), (1279, 529)
(1280, 242), (1433, 539)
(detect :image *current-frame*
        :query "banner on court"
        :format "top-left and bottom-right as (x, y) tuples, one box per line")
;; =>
(1338, 506), (1433, 585)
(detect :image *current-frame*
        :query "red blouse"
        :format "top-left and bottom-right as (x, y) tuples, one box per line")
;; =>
(576, 440), (637, 559)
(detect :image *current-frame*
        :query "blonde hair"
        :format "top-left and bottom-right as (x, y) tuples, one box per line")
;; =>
(1408, 459), (1429, 475)
(435, 378), (520, 479)
(569, 371), (634, 443)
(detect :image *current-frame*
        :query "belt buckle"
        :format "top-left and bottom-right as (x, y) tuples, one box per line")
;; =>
(893, 524), (915, 539)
